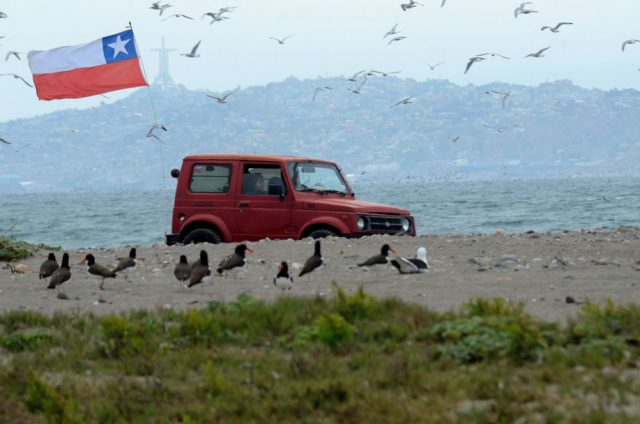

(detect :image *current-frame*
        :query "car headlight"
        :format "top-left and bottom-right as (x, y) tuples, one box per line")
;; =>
(401, 218), (411, 232)
(357, 216), (366, 230)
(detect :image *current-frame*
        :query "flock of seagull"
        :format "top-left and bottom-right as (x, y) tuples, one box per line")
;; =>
(2, 2), (640, 145)
(33, 241), (430, 299)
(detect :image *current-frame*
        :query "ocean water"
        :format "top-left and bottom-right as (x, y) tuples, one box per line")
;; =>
(1, 177), (638, 249)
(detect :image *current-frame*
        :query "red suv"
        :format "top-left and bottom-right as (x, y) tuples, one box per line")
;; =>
(166, 154), (416, 245)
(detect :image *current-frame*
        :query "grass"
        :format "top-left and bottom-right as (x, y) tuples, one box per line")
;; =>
(0, 235), (58, 262)
(2, 286), (640, 422)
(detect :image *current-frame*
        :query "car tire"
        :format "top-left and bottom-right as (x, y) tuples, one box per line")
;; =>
(182, 228), (223, 245)
(307, 228), (338, 239)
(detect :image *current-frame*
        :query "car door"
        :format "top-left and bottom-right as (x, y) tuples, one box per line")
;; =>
(234, 162), (294, 241)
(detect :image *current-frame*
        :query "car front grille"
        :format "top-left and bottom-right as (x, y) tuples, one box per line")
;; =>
(367, 216), (404, 232)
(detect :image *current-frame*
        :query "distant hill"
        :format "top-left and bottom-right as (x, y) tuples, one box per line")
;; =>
(1, 77), (639, 192)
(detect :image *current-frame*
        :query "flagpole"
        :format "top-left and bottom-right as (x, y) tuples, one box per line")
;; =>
(128, 21), (169, 241)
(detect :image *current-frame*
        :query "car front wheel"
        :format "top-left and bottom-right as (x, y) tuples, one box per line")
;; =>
(307, 228), (338, 239)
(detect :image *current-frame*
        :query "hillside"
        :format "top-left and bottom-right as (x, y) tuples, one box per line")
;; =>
(1, 77), (639, 192)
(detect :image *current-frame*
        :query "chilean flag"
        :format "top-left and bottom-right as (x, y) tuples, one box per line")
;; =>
(27, 30), (148, 100)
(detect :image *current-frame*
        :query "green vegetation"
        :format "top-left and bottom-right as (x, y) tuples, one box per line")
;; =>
(2, 287), (640, 422)
(0, 236), (58, 262)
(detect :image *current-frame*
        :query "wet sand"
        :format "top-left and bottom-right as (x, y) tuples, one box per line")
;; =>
(1, 228), (639, 321)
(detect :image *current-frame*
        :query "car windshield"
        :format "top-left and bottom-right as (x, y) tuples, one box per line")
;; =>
(287, 162), (349, 194)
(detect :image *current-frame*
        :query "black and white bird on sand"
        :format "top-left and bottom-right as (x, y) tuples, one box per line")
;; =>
(273, 261), (294, 291)
(299, 240), (324, 277)
(391, 247), (431, 274)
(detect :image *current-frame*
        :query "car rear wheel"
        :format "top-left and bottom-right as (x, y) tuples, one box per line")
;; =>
(182, 228), (223, 245)
(307, 228), (338, 239)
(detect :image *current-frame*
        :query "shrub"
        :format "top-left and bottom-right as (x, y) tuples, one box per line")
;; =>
(428, 299), (558, 363)
(332, 283), (380, 322)
(567, 300), (640, 343)
(0, 236), (57, 261)
(2, 328), (55, 352)
(314, 313), (352, 350)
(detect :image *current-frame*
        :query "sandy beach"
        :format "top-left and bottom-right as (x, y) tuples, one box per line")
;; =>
(1, 228), (639, 321)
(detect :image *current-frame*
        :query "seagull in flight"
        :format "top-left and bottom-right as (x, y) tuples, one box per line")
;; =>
(206, 91), (236, 104)
(202, 11), (229, 24)
(477, 52), (510, 60)
(401, 0), (423, 11)
(366, 69), (401, 77)
(391, 97), (414, 108)
(541, 22), (573, 33)
(269, 36), (294, 45)
(441, 0), (448, 6)
(0, 73), (33, 87)
(5, 51), (20, 61)
(383, 23), (400, 39)
(452, 136), (460, 143)
(486, 90), (512, 109)
(0, 11), (8, 19)
(347, 69), (366, 82)
(514, 2), (538, 19)
(622, 39), (640, 52)
(347, 78), (368, 94)
(150, 2), (172, 15)
(464, 56), (485, 74)
(180, 41), (201, 58)
(524, 46), (551, 58)
(312, 86), (332, 101)
(0, 137), (10, 145)
(388, 36), (406, 45)
(426, 61), (445, 71)
(162, 13), (194, 21)
(146, 123), (168, 138)
(483, 124), (507, 133)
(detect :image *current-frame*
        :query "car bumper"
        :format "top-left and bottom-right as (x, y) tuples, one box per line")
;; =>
(165, 234), (180, 246)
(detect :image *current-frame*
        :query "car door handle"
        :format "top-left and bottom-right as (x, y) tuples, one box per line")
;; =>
(239, 202), (250, 208)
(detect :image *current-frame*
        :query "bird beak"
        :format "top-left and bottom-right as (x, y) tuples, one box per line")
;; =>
(246, 248), (255, 254)
(80, 258), (87, 264)
(389, 247), (396, 253)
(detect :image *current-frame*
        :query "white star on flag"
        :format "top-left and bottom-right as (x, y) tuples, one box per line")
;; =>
(107, 35), (131, 59)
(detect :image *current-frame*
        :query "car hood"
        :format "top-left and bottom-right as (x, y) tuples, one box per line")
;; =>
(302, 198), (411, 215)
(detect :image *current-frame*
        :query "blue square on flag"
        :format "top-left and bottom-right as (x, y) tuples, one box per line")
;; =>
(102, 30), (138, 64)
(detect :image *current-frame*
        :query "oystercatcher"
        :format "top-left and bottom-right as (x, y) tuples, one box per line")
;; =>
(188, 250), (211, 288)
(299, 240), (323, 278)
(174, 254), (191, 285)
(217, 244), (253, 277)
(82, 254), (116, 290)
(273, 261), (294, 291)
(39, 252), (59, 283)
(113, 248), (137, 281)
(47, 253), (71, 293)
(358, 244), (395, 279)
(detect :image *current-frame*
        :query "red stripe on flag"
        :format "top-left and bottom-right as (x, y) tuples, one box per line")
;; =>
(33, 58), (147, 100)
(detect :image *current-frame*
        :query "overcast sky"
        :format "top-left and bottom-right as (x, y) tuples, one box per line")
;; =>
(1, 0), (639, 122)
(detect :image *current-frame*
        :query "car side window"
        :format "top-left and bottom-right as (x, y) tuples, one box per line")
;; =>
(190, 164), (231, 193)
(242, 164), (285, 196)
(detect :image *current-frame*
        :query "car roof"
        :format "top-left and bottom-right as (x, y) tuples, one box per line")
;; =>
(184, 154), (336, 164)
